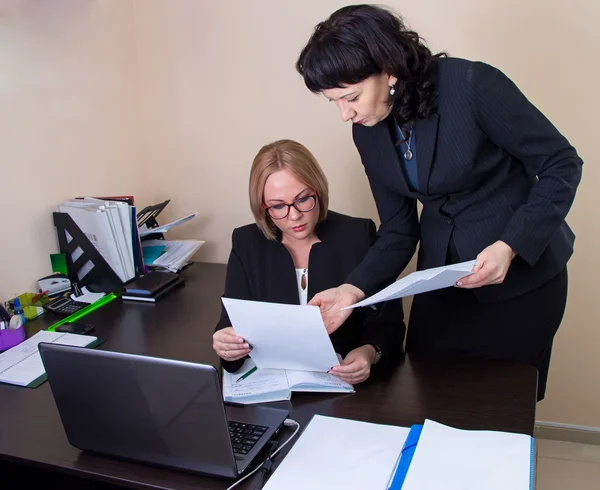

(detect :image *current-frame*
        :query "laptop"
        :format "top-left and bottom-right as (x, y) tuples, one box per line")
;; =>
(38, 343), (289, 478)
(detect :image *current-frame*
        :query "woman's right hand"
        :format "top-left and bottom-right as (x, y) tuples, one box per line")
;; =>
(308, 284), (365, 334)
(213, 327), (252, 361)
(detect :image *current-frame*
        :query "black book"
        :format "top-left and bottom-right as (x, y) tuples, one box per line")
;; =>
(122, 277), (185, 303)
(124, 271), (179, 296)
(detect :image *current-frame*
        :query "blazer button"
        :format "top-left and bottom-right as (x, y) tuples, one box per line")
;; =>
(447, 218), (454, 225)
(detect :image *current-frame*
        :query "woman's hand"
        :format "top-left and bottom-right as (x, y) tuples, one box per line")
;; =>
(456, 240), (516, 289)
(329, 345), (376, 384)
(308, 284), (365, 334)
(212, 327), (251, 361)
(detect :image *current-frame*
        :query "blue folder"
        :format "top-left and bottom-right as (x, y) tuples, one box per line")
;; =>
(388, 423), (535, 489)
(388, 424), (423, 490)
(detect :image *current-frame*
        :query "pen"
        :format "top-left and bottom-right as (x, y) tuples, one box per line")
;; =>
(236, 366), (258, 383)
(32, 290), (49, 303)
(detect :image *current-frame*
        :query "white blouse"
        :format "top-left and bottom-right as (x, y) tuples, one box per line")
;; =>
(295, 268), (308, 305)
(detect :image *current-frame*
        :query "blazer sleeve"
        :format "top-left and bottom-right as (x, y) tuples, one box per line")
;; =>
(469, 61), (583, 266)
(358, 220), (406, 367)
(215, 228), (252, 373)
(345, 127), (419, 296)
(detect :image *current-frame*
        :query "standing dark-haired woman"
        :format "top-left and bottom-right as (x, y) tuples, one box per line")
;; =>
(296, 4), (583, 400)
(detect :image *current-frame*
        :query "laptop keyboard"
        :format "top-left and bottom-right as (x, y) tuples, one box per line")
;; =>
(228, 422), (268, 455)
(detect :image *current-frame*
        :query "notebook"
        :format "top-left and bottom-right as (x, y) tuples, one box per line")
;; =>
(123, 270), (180, 296)
(122, 276), (185, 303)
(0, 330), (101, 388)
(222, 359), (354, 404)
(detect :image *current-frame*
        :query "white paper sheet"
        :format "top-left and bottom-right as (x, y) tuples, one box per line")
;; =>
(221, 298), (340, 371)
(402, 419), (533, 490)
(263, 415), (409, 490)
(344, 260), (476, 309)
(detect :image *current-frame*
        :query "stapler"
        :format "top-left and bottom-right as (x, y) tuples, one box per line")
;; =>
(37, 273), (72, 297)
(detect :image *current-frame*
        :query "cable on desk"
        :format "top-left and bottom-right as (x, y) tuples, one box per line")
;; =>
(225, 418), (301, 490)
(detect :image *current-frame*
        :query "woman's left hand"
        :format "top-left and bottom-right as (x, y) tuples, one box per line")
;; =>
(329, 345), (376, 384)
(456, 240), (516, 289)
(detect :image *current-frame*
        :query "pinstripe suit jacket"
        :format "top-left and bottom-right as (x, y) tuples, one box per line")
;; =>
(346, 58), (583, 303)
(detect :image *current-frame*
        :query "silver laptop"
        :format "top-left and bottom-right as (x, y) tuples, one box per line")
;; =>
(38, 343), (289, 478)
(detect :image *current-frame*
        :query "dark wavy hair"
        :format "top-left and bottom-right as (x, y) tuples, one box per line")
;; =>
(296, 4), (446, 127)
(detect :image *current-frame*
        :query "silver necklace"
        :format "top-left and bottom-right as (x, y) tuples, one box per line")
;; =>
(403, 128), (413, 161)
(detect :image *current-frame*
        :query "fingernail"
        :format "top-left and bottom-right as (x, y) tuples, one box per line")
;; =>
(456, 281), (462, 286)
(243, 343), (249, 349)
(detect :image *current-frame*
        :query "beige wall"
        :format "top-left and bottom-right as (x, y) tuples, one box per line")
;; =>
(0, 0), (150, 299)
(1, 1), (598, 426)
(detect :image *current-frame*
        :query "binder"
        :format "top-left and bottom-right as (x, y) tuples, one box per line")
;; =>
(393, 419), (534, 490)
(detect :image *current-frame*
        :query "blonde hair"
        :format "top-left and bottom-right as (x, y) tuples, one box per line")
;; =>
(249, 139), (329, 240)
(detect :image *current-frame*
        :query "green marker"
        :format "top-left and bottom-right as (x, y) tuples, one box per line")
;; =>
(236, 366), (258, 383)
(48, 293), (118, 331)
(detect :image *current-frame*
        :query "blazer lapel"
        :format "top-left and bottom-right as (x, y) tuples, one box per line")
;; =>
(414, 113), (439, 195)
(364, 120), (413, 196)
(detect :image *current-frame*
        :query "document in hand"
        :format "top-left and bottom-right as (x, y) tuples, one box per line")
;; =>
(221, 298), (340, 372)
(262, 415), (409, 490)
(222, 359), (354, 404)
(343, 260), (476, 309)
(400, 419), (534, 490)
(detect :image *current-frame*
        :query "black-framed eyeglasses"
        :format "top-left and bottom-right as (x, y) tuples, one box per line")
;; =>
(262, 194), (317, 220)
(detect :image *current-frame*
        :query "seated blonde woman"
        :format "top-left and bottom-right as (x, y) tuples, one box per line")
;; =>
(213, 139), (404, 384)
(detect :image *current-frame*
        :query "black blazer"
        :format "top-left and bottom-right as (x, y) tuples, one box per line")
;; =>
(216, 211), (405, 372)
(346, 58), (583, 303)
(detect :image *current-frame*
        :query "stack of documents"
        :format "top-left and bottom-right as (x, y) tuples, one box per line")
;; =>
(141, 239), (204, 273)
(222, 359), (353, 404)
(0, 330), (101, 388)
(58, 198), (137, 283)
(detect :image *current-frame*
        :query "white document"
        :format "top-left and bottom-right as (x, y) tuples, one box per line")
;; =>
(263, 415), (409, 490)
(221, 298), (340, 372)
(0, 330), (99, 387)
(402, 419), (533, 490)
(139, 212), (197, 236)
(344, 260), (476, 309)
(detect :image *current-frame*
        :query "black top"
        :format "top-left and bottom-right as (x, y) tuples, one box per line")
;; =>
(216, 211), (405, 372)
(347, 57), (583, 303)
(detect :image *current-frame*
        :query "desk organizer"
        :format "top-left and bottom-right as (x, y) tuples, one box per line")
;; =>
(0, 325), (26, 352)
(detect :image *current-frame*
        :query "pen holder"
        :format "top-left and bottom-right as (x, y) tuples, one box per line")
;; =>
(0, 324), (26, 352)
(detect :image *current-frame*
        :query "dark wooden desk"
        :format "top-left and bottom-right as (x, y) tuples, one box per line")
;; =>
(0, 263), (538, 489)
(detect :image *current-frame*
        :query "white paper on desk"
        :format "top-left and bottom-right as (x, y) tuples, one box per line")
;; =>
(344, 260), (476, 309)
(221, 298), (340, 372)
(263, 415), (409, 490)
(402, 419), (533, 490)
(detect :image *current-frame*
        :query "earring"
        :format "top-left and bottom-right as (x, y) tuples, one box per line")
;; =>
(389, 85), (396, 96)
